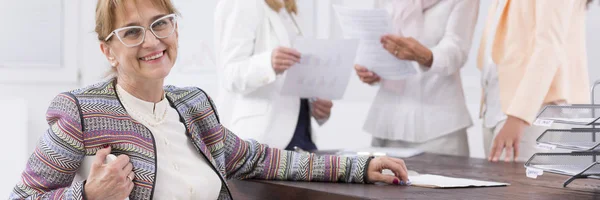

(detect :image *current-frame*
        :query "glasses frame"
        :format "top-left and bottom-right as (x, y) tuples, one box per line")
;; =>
(104, 13), (178, 47)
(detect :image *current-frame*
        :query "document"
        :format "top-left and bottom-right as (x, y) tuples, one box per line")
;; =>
(281, 38), (359, 100)
(333, 5), (417, 80)
(337, 147), (424, 158)
(408, 174), (510, 188)
(382, 170), (510, 188)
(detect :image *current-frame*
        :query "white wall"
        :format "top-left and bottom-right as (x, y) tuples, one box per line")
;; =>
(0, 99), (27, 197)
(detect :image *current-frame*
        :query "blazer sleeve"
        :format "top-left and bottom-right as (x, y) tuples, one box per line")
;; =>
(9, 93), (86, 200)
(215, 0), (277, 95)
(424, 0), (480, 76)
(505, 1), (574, 124)
(200, 90), (371, 183)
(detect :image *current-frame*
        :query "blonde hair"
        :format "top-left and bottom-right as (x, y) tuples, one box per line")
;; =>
(95, 0), (179, 41)
(95, 0), (180, 77)
(265, 0), (298, 14)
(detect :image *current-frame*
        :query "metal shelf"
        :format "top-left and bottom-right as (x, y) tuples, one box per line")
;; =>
(525, 79), (600, 187)
(536, 129), (600, 151)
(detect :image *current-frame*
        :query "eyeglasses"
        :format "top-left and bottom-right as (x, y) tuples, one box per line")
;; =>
(105, 14), (178, 47)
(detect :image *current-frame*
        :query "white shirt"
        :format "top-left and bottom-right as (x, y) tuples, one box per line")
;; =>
(363, 0), (479, 143)
(116, 85), (222, 200)
(482, 0), (508, 128)
(278, 7), (301, 43)
(214, 0), (326, 148)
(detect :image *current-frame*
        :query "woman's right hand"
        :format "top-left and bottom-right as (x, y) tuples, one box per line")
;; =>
(84, 146), (135, 200)
(272, 46), (301, 74)
(355, 65), (381, 85)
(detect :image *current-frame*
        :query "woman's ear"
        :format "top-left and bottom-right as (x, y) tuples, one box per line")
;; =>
(100, 42), (118, 67)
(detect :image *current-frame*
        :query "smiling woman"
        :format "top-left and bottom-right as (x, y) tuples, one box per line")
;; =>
(96, 0), (179, 79)
(8, 0), (412, 199)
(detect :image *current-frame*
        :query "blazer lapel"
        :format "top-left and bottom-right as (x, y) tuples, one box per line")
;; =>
(492, 0), (509, 60)
(165, 92), (219, 168)
(264, 4), (291, 47)
(477, 0), (509, 69)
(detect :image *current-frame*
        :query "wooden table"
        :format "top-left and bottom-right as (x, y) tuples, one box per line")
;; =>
(229, 153), (600, 199)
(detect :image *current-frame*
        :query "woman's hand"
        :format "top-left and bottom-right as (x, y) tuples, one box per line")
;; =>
(355, 65), (380, 85)
(489, 116), (528, 162)
(84, 146), (135, 200)
(272, 46), (301, 74)
(366, 156), (410, 185)
(311, 98), (333, 119)
(381, 34), (433, 67)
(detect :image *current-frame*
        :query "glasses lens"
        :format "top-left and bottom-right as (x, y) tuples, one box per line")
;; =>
(116, 27), (145, 46)
(151, 15), (176, 38)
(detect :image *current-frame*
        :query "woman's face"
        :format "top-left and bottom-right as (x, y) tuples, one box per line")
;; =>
(101, 1), (178, 82)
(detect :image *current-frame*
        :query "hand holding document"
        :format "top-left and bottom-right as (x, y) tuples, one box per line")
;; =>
(333, 5), (417, 80)
(74, 153), (131, 200)
(280, 38), (359, 100)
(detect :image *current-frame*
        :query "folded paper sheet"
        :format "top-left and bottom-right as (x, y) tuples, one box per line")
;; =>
(281, 38), (359, 99)
(409, 174), (509, 188)
(381, 170), (510, 188)
(333, 5), (417, 80)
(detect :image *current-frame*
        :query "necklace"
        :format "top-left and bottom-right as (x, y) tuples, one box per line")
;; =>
(116, 87), (168, 126)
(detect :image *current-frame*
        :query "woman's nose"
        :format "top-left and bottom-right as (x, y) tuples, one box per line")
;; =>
(141, 29), (160, 48)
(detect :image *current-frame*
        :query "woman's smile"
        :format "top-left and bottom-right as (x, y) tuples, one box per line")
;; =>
(139, 50), (167, 63)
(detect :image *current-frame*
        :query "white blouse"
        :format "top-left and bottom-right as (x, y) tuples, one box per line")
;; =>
(481, 0), (508, 128)
(278, 6), (301, 43)
(116, 85), (222, 200)
(364, 0), (479, 143)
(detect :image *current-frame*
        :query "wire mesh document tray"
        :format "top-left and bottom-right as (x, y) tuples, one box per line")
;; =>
(526, 80), (600, 187)
(535, 105), (600, 126)
(536, 129), (600, 151)
(525, 152), (600, 187)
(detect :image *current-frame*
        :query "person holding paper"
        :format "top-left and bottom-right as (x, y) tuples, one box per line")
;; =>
(214, 0), (332, 151)
(477, 0), (591, 162)
(9, 0), (413, 199)
(355, 0), (479, 156)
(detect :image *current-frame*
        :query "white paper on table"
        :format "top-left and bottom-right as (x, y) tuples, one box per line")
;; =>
(380, 170), (509, 188)
(333, 5), (417, 80)
(408, 174), (510, 188)
(280, 38), (359, 100)
(337, 147), (424, 158)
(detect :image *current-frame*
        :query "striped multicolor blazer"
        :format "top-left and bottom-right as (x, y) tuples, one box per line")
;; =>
(9, 79), (371, 200)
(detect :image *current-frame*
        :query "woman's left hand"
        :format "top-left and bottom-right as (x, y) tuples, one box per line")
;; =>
(311, 98), (333, 119)
(366, 156), (410, 185)
(381, 34), (433, 67)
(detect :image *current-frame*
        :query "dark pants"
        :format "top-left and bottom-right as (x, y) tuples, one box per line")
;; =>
(285, 99), (317, 151)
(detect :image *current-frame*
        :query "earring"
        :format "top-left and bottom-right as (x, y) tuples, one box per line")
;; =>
(108, 57), (117, 67)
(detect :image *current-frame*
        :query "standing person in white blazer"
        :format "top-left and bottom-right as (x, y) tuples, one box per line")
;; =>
(356, 0), (479, 156)
(214, 0), (333, 150)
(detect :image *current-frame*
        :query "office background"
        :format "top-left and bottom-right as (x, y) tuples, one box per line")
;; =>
(0, 0), (599, 196)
